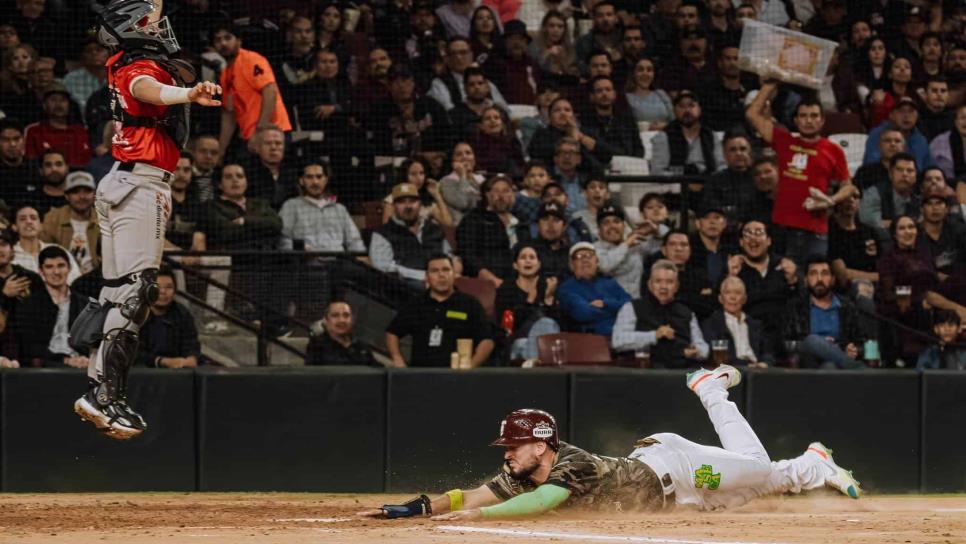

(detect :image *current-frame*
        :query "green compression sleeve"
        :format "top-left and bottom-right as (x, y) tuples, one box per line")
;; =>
(479, 484), (571, 519)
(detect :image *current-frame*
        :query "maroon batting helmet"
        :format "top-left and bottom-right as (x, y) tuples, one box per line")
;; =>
(490, 409), (559, 451)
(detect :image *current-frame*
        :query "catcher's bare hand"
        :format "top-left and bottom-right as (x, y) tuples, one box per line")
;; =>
(188, 81), (223, 107)
(432, 508), (482, 521)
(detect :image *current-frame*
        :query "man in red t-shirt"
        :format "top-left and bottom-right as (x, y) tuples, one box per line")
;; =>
(746, 81), (857, 266)
(73, 0), (223, 441)
(23, 87), (92, 167)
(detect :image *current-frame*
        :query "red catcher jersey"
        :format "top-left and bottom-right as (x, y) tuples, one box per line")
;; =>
(770, 126), (850, 234)
(106, 52), (181, 173)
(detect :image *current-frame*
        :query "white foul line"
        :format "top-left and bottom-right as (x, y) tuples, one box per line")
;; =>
(932, 508), (966, 513)
(436, 525), (789, 544)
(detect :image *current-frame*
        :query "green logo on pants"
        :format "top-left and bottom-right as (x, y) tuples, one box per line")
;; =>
(694, 464), (721, 490)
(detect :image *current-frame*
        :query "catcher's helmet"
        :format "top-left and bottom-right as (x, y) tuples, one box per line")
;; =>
(93, 0), (180, 55)
(490, 409), (559, 451)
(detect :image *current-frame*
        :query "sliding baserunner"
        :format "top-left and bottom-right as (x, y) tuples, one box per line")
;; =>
(359, 365), (861, 520)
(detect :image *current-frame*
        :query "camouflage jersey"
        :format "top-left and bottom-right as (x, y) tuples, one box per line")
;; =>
(485, 441), (667, 512)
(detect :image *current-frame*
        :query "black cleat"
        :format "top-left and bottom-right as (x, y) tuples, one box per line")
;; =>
(74, 389), (146, 440)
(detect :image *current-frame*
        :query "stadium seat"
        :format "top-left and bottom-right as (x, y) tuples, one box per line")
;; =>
(609, 155), (650, 176)
(822, 112), (865, 136)
(361, 200), (384, 230)
(536, 333), (612, 366)
(455, 276), (496, 320)
(829, 133), (868, 177)
(507, 104), (538, 122)
(639, 130), (659, 160)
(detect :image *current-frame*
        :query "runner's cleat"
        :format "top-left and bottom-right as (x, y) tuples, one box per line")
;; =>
(74, 390), (145, 440)
(686, 364), (742, 394)
(806, 442), (862, 499)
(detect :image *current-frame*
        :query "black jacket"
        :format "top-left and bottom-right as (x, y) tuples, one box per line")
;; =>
(781, 291), (867, 348)
(701, 309), (773, 365)
(13, 286), (86, 366)
(136, 301), (202, 367)
(579, 110), (644, 158)
(456, 208), (514, 280)
(305, 332), (378, 366)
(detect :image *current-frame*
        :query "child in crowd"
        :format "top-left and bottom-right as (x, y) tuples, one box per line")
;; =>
(917, 310), (966, 370)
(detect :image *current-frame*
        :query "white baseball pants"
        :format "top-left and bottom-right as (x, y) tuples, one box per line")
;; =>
(630, 381), (835, 511)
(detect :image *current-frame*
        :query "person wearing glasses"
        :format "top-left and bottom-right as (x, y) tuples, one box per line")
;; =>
(726, 221), (800, 357)
(557, 242), (629, 337)
(427, 36), (508, 111)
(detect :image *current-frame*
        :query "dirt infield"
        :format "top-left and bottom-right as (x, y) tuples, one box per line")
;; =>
(1, 493), (963, 543)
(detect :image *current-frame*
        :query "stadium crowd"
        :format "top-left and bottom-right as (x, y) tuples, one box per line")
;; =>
(0, 0), (964, 370)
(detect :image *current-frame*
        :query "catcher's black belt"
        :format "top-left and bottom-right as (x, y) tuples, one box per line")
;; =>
(118, 161), (172, 182)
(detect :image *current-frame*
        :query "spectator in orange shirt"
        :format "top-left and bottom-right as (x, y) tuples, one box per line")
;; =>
(23, 86), (91, 168)
(211, 21), (291, 160)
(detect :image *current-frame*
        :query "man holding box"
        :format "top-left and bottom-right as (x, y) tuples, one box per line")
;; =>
(746, 83), (855, 266)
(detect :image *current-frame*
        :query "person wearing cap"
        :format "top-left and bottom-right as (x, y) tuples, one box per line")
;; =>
(918, 183), (966, 278)
(691, 204), (733, 288)
(650, 90), (723, 176)
(558, 241), (630, 336)
(613, 258), (709, 367)
(863, 96), (933, 171)
(889, 5), (928, 66)
(427, 36), (509, 112)
(929, 104), (966, 183)
(41, 170), (99, 275)
(536, 181), (594, 245)
(593, 204), (647, 298)
(370, 63), (454, 158)
(801, 0), (848, 43)
(23, 86), (91, 168)
(519, 201), (573, 279)
(860, 152), (920, 230)
(371, 183), (456, 291)
(481, 19), (538, 105)
(456, 175), (519, 287)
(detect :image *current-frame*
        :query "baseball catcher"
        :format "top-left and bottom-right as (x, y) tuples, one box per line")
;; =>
(72, 0), (221, 439)
(359, 365), (862, 520)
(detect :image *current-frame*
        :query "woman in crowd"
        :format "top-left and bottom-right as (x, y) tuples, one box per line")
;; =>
(381, 157), (453, 228)
(469, 5), (501, 61)
(439, 142), (486, 224)
(0, 43), (40, 122)
(288, 49), (352, 133)
(527, 10), (579, 80)
(468, 105), (526, 179)
(854, 37), (891, 108)
(877, 215), (966, 363)
(494, 243), (561, 363)
(314, 2), (368, 81)
(868, 56), (915, 128)
(624, 57), (673, 130)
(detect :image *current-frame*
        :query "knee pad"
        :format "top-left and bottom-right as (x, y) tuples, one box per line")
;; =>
(119, 268), (159, 327)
